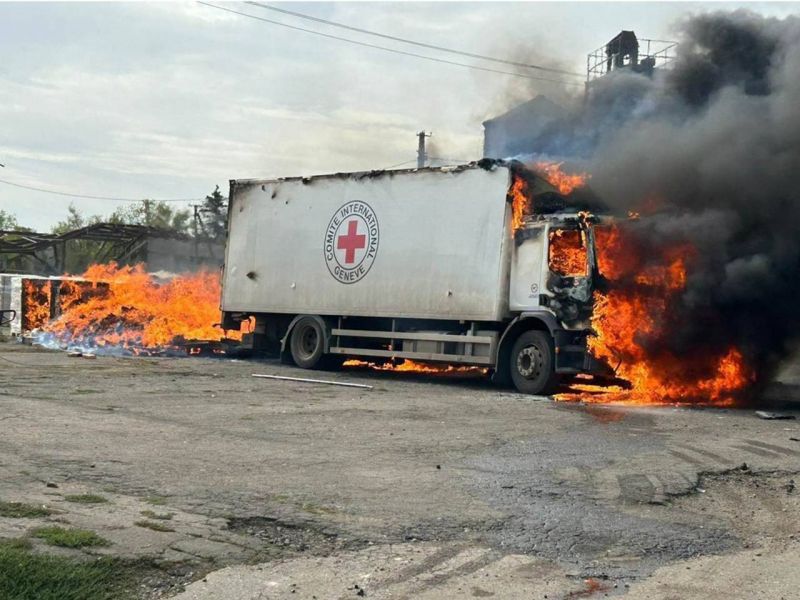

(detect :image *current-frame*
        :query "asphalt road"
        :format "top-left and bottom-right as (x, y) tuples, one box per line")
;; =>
(1, 343), (799, 598)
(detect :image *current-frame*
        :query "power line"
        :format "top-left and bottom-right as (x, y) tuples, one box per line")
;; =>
(196, 2), (585, 87)
(246, 2), (584, 78)
(0, 177), (200, 203)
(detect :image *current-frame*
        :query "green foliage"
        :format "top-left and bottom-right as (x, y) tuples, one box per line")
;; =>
(20, 186), (219, 273)
(134, 520), (175, 533)
(0, 211), (35, 271)
(0, 209), (19, 230)
(0, 538), (139, 600)
(0, 502), (52, 518)
(109, 199), (191, 234)
(143, 496), (168, 506)
(139, 510), (173, 520)
(32, 527), (110, 549)
(51, 204), (101, 235)
(50, 204), (106, 273)
(200, 185), (228, 239)
(63, 495), (108, 505)
(47, 198), (192, 273)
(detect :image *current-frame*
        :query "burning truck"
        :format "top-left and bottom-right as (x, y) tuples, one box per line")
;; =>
(220, 159), (613, 395)
(21, 158), (750, 405)
(21, 12), (789, 408)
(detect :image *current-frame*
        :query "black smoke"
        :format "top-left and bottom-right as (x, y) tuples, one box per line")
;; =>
(583, 11), (800, 388)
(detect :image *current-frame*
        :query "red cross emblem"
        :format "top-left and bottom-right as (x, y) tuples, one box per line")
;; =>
(336, 220), (366, 264)
(325, 201), (379, 284)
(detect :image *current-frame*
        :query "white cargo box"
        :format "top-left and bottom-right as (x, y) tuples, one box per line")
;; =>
(222, 164), (514, 321)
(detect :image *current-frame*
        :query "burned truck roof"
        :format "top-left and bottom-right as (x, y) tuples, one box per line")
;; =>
(229, 158), (512, 188)
(229, 158), (611, 215)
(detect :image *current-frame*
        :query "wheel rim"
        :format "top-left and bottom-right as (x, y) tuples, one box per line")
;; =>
(516, 344), (543, 380)
(297, 325), (319, 359)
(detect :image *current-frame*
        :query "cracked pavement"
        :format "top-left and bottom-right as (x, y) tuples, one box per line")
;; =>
(1, 343), (799, 598)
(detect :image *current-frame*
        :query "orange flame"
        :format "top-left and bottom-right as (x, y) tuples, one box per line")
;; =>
(509, 163), (589, 234)
(534, 161), (589, 195)
(39, 263), (240, 352)
(343, 359), (487, 375)
(509, 176), (528, 233)
(548, 229), (587, 277)
(557, 224), (752, 405)
(22, 280), (50, 330)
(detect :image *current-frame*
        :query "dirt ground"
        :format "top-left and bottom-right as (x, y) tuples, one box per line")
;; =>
(1, 341), (799, 599)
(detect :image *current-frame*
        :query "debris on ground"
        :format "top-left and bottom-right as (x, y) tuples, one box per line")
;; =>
(755, 411), (797, 420)
(252, 373), (373, 390)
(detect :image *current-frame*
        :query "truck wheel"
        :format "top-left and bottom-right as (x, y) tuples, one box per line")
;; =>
(289, 317), (325, 369)
(509, 330), (557, 395)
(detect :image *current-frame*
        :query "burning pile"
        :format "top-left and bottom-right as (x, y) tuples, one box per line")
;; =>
(22, 280), (51, 331)
(33, 262), (238, 354)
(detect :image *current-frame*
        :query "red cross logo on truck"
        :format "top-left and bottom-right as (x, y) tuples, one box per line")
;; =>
(324, 201), (380, 284)
(337, 220), (366, 264)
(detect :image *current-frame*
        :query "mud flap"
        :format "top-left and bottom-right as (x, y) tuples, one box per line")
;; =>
(553, 329), (589, 374)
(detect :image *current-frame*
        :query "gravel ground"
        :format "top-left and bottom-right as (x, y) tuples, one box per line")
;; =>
(1, 342), (799, 598)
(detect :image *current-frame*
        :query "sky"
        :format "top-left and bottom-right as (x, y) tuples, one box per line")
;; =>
(1, 1), (798, 231)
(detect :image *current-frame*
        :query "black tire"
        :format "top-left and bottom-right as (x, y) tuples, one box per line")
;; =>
(509, 330), (558, 395)
(289, 317), (325, 369)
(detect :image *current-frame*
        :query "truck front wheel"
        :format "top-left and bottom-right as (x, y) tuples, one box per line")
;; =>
(289, 317), (325, 369)
(509, 330), (557, 395)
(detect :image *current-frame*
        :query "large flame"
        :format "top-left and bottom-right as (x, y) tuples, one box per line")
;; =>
(558, 223), (752, 405)
(509, 176), (528, 233)
(534, 160), (589, 195)
(548, 228), (587, 277)
(37, 263), (240, 353)
(509, 162), (589, 234)
(22, 280), (51, 330)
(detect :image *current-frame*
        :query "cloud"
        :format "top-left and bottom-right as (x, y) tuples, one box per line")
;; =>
(1, 2), (794, 232)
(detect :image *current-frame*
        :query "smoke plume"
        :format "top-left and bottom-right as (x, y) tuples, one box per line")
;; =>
(584, 11), (800, 388)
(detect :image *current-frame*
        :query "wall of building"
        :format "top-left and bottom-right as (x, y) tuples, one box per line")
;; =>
(145, 236), (225, 274)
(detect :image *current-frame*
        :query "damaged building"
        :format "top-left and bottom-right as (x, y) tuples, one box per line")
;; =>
(0, 223), (224, 276)
(483, 31), (676, 159)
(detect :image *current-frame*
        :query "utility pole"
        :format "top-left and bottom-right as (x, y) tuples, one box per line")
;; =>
(191, 204), (201, 263)
(417, 131), (431, 168)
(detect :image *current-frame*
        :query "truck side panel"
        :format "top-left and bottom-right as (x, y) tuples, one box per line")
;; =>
(222, 167), (512, 321)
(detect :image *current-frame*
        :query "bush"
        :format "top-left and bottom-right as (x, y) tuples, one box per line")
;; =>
(32, 527), (110, 549)
(0, 539), (128, 600)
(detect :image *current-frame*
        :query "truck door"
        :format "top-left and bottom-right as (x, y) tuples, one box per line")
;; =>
(545, 219), (595, 328)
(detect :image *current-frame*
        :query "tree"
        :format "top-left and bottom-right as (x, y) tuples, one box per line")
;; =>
(51, 204), (104, 273)
(0, 210), (34, 272)
(110, 200), (191, 234)
(52, 204), (101, 235)
(0, 209), (18, 230)
(200, 186), (228, 239)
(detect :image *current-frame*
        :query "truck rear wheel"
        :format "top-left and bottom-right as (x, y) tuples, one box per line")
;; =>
(509, 330), (557, 395)
(289, 317), (325, 369)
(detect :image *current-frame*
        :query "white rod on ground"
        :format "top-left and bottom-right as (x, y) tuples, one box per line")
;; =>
(251, 373), (373, 390)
